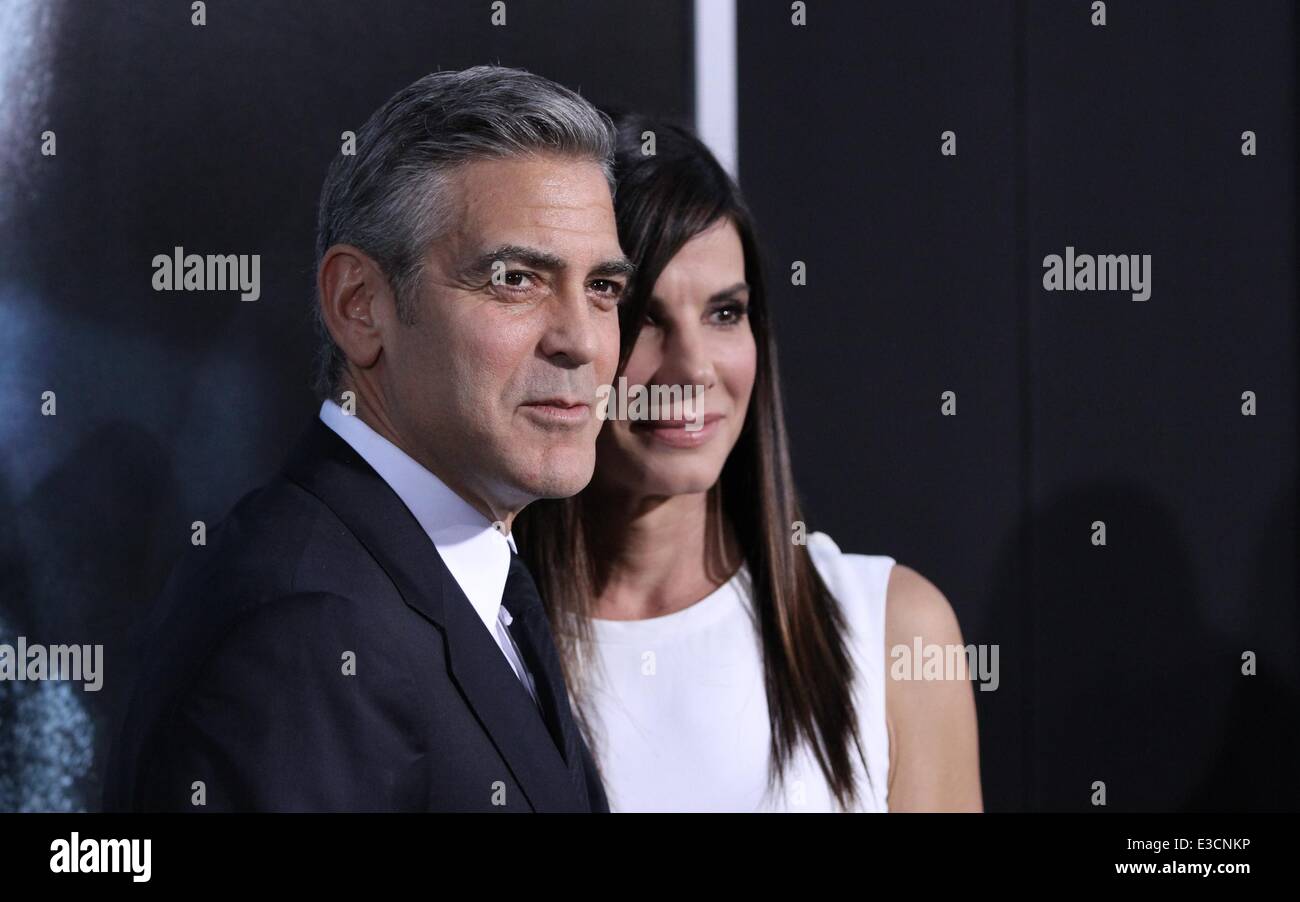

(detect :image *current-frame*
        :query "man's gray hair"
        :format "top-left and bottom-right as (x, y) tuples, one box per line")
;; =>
(312, 65), (617, 398)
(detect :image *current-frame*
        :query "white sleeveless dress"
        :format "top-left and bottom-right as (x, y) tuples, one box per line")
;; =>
(577, 531), (896, 812)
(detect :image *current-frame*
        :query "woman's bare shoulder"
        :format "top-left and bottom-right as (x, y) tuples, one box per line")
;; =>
(885, 565), (963, 645)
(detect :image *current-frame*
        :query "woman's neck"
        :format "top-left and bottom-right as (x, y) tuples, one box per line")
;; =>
(587, 489), (743, 621)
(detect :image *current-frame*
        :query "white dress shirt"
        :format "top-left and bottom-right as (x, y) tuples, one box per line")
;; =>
(318, 399), (539, 707)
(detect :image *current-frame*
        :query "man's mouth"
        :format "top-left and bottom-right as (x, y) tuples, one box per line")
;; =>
(520, 398), (592, 426)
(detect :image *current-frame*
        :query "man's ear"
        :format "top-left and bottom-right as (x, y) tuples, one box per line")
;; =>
(318, 244), (394, 375)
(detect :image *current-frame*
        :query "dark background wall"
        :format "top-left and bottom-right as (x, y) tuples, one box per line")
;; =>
(738, 0), (1297, 810)
(0, 0), (1294, 812)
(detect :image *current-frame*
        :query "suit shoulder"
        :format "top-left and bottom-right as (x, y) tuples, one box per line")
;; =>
(129, 476), (388, 712)
(161, 473), (375, 617)
(200, 476), (338, 581)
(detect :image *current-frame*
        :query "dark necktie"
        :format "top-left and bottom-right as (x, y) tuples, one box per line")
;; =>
(500, 550), (576, 766)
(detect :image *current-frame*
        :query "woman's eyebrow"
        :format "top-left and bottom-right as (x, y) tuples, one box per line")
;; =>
(648, 282), (750, 305)
(707, 282), (750, 301)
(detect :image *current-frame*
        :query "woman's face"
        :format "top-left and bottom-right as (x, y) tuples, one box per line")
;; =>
(593, 217), (757, 499)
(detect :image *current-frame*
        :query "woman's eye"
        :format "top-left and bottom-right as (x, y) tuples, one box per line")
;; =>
(710, 302), (748, 325)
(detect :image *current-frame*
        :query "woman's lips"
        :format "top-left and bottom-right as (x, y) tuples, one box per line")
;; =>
(630, 413), (722, 447)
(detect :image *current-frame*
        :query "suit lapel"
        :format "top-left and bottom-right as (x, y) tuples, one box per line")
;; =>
(282, 415), (582, 812)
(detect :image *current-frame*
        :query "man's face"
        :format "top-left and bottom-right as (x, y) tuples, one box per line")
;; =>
(380, 153), (628, 516)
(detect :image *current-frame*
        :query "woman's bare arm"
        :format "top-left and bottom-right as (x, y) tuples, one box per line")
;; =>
(883, 564), (984, 812)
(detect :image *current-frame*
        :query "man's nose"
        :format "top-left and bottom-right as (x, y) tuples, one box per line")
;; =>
(537, 280), (605, 367)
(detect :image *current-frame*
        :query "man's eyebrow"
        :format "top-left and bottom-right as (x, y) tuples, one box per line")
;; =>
(460, 244), (636, 281)
(462, 244), (565, 280)
(589, 257), (637, 279)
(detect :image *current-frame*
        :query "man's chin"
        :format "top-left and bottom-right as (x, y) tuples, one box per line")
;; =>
(511, 453), (595, 501)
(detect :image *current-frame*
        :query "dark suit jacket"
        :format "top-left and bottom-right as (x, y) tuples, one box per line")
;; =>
(104, 415), (609, 812)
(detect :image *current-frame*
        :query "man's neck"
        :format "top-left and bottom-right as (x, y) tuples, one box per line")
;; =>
(331, 384), (523, 531)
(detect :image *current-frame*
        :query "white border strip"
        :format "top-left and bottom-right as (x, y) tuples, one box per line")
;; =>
(693, 0), (738, 182)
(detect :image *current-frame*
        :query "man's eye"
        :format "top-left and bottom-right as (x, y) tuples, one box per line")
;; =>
(501, 271), (536, 290)
(589, 279), (625, 298)
(589, 280), (625, 310)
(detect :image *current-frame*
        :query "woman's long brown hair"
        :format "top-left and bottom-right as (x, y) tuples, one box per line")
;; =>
(514, 113), (872, 808)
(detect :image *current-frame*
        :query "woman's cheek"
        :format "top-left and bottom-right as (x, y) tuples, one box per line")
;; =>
(718, 336), (758, 403)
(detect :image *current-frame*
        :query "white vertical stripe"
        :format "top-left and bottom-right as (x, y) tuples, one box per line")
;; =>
(693, 0), (738, 182)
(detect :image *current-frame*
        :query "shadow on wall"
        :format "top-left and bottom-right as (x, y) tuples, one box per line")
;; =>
(977, 479), (1298, 812)
(1185, 487), (1300, 811)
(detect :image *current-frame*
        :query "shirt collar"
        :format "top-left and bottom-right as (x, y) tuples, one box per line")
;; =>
(318, 399), (517, 633)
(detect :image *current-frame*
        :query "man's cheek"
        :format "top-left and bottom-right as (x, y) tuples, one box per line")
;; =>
(598, 339), (620, 382)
